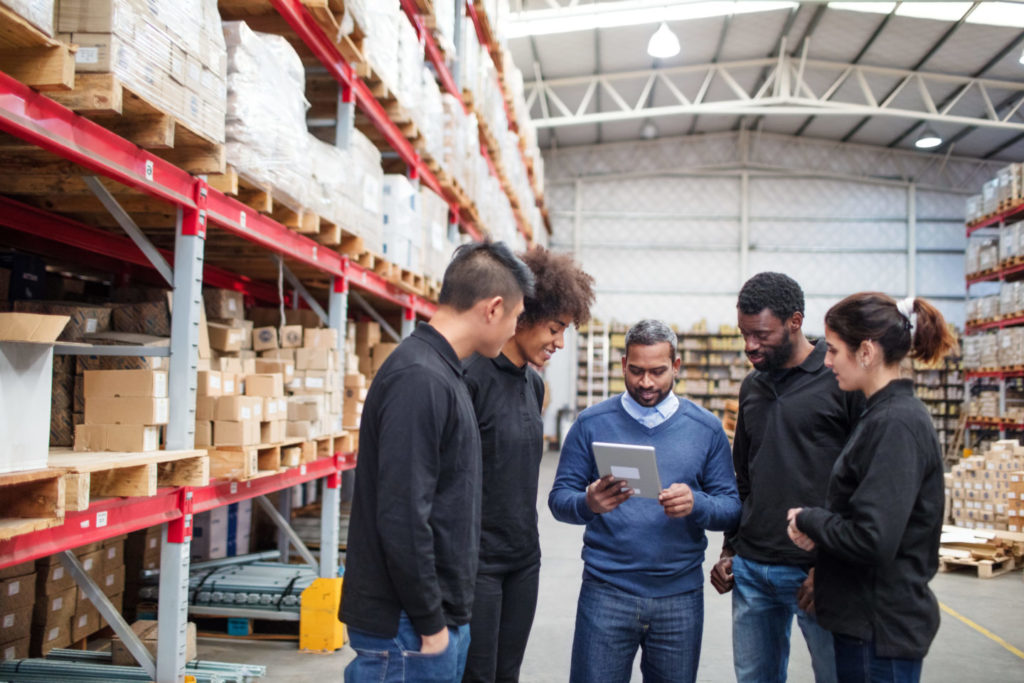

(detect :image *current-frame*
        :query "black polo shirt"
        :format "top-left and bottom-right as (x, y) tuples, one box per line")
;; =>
(464, 352), (546, 574)
(339, 323), (482, 638)
(798, 379), (944, 659)
(728, 339), (863, 565)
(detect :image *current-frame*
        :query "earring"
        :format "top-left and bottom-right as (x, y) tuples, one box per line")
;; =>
(860, 360), (868, 369)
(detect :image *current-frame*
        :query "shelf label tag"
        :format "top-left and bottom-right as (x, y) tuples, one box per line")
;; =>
(145, 160), (154, 181)
(300, 465), (307, 475)
(96, 511), (108, 528)
(240, 211), (247, 229)
(230, 482), (238, 494)
(312, 247), (318, 260)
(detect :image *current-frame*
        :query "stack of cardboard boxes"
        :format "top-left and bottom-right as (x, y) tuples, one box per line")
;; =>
(0, 538), (128, 660)
(74, 370), (168, 452)
(948, 440), (1024, 532)
(344, 320), (398, 433)
(191, 500), (253, 563)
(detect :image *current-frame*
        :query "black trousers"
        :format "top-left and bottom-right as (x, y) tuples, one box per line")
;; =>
(462, 561), (541, 683)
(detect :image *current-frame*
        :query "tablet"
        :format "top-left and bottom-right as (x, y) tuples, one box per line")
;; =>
(592, 442), (663, 499)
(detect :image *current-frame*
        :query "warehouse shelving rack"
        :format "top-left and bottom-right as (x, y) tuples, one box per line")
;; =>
(963, 203), (1024, 446)
(0, 2), (549, 681)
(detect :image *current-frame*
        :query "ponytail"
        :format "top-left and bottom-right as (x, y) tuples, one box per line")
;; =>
(825, 292), (957, 366)
(910, 298), (958, 364)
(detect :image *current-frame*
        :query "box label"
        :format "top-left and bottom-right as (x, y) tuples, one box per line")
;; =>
(48, 627), (59, 642)
(52, 597), (62, 612)
(53, 567), (63, 580)
(2, 614), (13, 628)
(7, 583), (17, 597)
(76, 47), (100, 64)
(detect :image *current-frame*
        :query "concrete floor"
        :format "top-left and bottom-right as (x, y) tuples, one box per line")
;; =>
(201, 451), (1024, 681)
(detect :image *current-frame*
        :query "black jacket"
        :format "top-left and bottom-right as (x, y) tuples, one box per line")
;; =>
(798, 379), (944, 659)
(464, 353), (546, 573)
(729, 340), (863, 565)
(339, 323), (482, 638)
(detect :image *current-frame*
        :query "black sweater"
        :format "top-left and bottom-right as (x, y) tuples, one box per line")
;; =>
(339, 323), (482, 638)
(464, 353), (546, 573)
(798, 379), (944, 659)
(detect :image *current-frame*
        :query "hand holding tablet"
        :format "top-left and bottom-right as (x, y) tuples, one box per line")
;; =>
(592, 442), (663, 499)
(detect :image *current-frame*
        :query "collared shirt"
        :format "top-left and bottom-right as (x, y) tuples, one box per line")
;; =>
(620, 391), (680, 429)
(339, 323), (482, 639)
(729, 339), (864, 565)
(464, 352), (546, 573)
(798, 379), (944, 659)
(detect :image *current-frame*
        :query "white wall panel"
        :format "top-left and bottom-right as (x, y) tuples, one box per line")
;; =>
(916, 254), (967, 300)
(751, 221), (908, 250)
(748, 252), (908, 295)
(916, 222), (966, 251)
(580, 177), (740, 216)
(749, 178), (907, 219)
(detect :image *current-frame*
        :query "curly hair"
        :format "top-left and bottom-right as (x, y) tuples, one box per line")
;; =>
(518, 247), (595, 328)
(737, 272), (804, 321)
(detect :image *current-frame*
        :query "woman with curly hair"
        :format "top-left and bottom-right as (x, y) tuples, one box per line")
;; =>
(462, 247), (595, 683)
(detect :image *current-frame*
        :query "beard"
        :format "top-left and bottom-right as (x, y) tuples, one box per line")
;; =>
(750, 334), (794, 372)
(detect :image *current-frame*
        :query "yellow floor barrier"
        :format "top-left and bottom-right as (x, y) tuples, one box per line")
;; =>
(300, 577), (346, 652)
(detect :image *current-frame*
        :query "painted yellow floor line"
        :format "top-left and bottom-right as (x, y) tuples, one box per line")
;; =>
(940, 602), (1024, 660)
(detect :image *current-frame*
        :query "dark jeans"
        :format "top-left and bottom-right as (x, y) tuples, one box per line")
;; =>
(570, 577), (703, 683)
(833, 634), (923, 683)
(463, 562), (541, 682)
(345, 612), (471, 683)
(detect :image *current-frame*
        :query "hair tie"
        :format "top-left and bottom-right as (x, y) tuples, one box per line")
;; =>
(896, 296), (917, 336)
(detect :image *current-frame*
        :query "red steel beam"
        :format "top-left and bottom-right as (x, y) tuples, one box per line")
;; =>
(967, 203), (1024, 235)
(192, 454), (355, 513)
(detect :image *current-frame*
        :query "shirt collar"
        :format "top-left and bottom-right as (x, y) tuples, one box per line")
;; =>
(492, 352), (527, 376)
(413, 323), (464, 376)
(621, 390), (679, 418)
(797, 338), (827, 372)
(866, 378), (914, 410)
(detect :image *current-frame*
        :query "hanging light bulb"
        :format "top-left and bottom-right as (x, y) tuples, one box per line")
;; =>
(914, 126), (942, 150)
(647, 22), (680, 59)
(1019, 46), (1024, 65)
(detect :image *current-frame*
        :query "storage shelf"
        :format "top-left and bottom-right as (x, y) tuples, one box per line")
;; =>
(0, 454), (355, 569)
(966, 203), (1024, 235)
(965, 313), (1024, 334)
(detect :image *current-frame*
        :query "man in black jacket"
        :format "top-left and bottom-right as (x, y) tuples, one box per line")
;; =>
(710, 273), (863, 683)
(340, 242), (535, 683)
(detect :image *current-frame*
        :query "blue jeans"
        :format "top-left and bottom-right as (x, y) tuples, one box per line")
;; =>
(833, 635), (922, 683)
(570, 577), (703, 683)
(345, 613), (471, 683)
(732, 555), (837, 683)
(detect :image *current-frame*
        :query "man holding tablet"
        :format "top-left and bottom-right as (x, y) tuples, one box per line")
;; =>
(549, 319), (741, 683)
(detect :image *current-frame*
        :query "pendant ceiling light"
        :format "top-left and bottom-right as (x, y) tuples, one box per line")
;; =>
(647, 22), (680, 59)
(914, 126), (942, 150)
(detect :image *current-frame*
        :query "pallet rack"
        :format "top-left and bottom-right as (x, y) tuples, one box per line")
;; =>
(0, 2), (544, 681)
(913, 354), (963, 451)
(963, 202), (1024, 448)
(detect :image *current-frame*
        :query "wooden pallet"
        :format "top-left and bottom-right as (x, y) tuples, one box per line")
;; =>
(207, 166), (321, 236)
(389, 267), (426, 296)
(0, 5), (75, 91)
(45, 73), (225, 174)
(939, 554), (1016, 578)
(0, 468), (66, 541)
(207, 444), (280, 481)
(48, 449), (209, 511)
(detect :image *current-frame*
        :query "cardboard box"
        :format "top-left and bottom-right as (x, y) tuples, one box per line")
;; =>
(83, 370), (167, 399)
(373, 343), (400, 374)
(98, 565), (125, 597)
(34, 562), (74, 596)
(197, 370), (223, 397)
(207, 323), (245, 352)
(244, 374), (283, 397)
(0, 605), (32, 645)
(0, 561), (34, 581)
(213, 420), (261, 446)
(289, 396), (325, 422)
(32, 586), (75, 626)
(280, 325), (303, 349)
(261, 420), (286, 444)
(195, 420), (213, 447)
(195, 396), (217, 421)
(112, 299), (171, 337)
(355, 322), (380, 355)
(303, 328), (338, 349)
(287, 420), (318, 440)
(74, 424), (160, 452)
(77, 549), (104, 582)
(71, 602), (100, 642)
(102, 538), (124, 572)
(214, 396), (263, 422)
(255, 358), (293, 380)
(204, 289), (244, 321)
(260, 349), (295, 362)
(252, 326), (278, 351)
(125, 527), (162, 572)
(11, 303), (108, 342)
(262, 396), (283, 420)
(112, 620), (197, 666)
(296, 348), (333, 371)
(344, 373), (367, 389)
(221, 372), (239, 396)
(0, 636), (29, 661)
(0, 574), (34, 610)
(29, 620), (69, 656)
(84, 397), (169, 426)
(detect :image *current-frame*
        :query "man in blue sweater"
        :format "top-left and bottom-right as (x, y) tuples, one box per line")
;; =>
(550, 319), (741, 683)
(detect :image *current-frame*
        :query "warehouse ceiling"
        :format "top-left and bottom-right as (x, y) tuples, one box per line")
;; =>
(505, 1), (1024, 161)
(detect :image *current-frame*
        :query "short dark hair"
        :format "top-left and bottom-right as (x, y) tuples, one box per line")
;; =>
(518, 247), (595, 328)
(625, 319), (677, 361)
(737, 272), (805, 321)
(439, 241), (535, 312)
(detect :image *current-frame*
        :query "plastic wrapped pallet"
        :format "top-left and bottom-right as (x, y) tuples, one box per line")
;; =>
(306, 134), (383, 254)
(396, 12), (423, 109)
(432, 0), (455, 54)
(224, 21), (311, 212)
(419, 188), (456, 281)
(362, 0), (400, 94)
(382, 175), (422, 272)
(58, 0), (227, 144)
(2, 0), (54, 36)
(418, 67), (445, 163)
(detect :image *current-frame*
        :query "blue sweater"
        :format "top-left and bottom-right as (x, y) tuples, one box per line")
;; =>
(549, 395), (741, 598)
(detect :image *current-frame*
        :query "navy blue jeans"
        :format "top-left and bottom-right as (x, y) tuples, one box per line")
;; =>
(732, 555), (837, 683)
(833, 635), (922, 683)
(570, 577), (703, 683)
(345, 613), (471, 683)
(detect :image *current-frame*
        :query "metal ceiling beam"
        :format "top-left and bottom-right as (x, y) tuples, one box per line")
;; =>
(983, 131), (1024, 160)
(735, 4), (803, 132)
(838, 2), (979, 143)
(794, 2), (900, 137)
(524, 56), (1024, 134)
(687, 13), (733, 136)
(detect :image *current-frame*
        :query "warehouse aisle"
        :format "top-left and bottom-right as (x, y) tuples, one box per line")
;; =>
(200, 450), (1024, 682)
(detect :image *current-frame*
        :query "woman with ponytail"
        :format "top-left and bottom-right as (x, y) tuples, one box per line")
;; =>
(785, 293), (957, 683)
